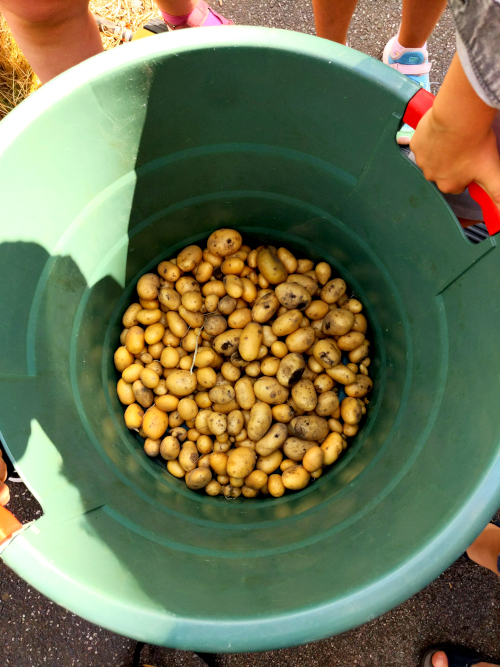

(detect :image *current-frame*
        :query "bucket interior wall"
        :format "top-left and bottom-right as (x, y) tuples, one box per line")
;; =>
(1, 29), (500, 652)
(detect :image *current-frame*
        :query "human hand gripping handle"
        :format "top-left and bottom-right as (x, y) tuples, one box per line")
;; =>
(403, 88), (500, 235)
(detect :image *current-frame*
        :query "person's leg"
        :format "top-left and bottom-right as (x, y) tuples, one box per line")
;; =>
(0, 0), (103, 84)
(466, 522), (500, 576)
(311, 0), (358, 44)
(155, 0), (233, 28)
(399, 0), (447, 48)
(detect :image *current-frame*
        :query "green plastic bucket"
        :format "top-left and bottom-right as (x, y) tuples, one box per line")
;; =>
(1, 27), (500, 652)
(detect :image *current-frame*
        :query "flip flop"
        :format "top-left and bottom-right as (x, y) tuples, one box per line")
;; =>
(421, 644), (488, 667)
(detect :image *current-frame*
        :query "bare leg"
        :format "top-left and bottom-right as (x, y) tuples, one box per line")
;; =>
(398, 0), (447, 47)
(467, 523), (500, 576)
(312, 0), (358, 44)
(0, 0), (103, 84)
(155, 0), (199, 16)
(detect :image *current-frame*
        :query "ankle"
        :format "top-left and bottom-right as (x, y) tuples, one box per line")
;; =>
(397, 29), (427, 50)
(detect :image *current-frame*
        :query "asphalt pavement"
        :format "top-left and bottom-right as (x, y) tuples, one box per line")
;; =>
(1, 2), (499, 666)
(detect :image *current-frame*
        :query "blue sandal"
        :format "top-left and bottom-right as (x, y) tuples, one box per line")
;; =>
(421, 644), (488, 667)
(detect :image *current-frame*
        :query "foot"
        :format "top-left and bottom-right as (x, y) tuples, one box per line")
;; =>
(161, 0), (233, 29)
(431, 650), (497, 667)
(383, 35), (432, 145)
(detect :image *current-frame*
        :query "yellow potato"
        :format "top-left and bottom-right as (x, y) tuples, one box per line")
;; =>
(348, 341), (371, 364)
(205, 294), (219, 313)
(256, 449), (283, 474)
(241, 278), (257, 303)
(341, 396), (364, 425)
(179, 306), (205, 329)
(142, 406), (169, 439)
(205, 480), (222, 496)
(122, 303), (142, 328)
(275, 282), (312, 312)
(137, 273), (160, 300)
(207, 228), (243, 257)
(160, 435), (180, 461)
(244, 470), (268, 490)
(313, 373), (334, 393)
(140, 367), (160, 389)
(345, 374), (373, 398)
(321, 432), (344, 465)
(158, 287), (181, 311)
(132, 380), (154, 408)
(212, 399), (240, 415)
(144, 322), (165, 345)
(195, 409), (213, 435)
(255, 423), (288, 456)
(221, 361), (241, 382)
(313, 339), (341, 369)
(260, 356), (280, 376)
(224, 275), (244, 299)
(194, 261), (214, 284)
(239, 322), (263, 362)
(247, 402), (273, 441)
(114, 346), (135, 372)
(209, 385), (235, 405)
(315, 262), (332, 285)
(202, 280), (226, 298)
(282, 465), (310, 490)
(160, 346), (180, 369)
(337, 331), (365, 351)
(181, 290), (203, 313)
(285, 327), (316, 353)
(227, 447), (257, 478)
(122, 363), (143, 384)
(320, 278), (347, 304)
(197, 453), (212, 468)
(194, 349), (221, 369)
(283, 437), (317, 461)
(137, 308), (162, 326)
(166, 311), (188, 338)
(166, 370), (198, 397)
(291, 415), (329, 441)
(158, 260), (181, 282)
(197, 367), (217, 389)
(251, 291), (280, 323)
(291, 379), (318, 411)
(302, 446), (324, 473)
(177, 245), (203, 272)
(271, 341), (288, 359)
(144, 438), (161, 457)
(272, 309), (303, 337)
(155, 394), (179, 412)
(315, 391), (340, 417)
(287, 274), (318, 296)
(257, 247), (288, 285)
(186, 468), (212, 490)
(326, 364), (356, 385)
(271, 403), (297, 423)
(208, 411), (227, 436)
(140, 297), (160, 310)
(277, 247), (298, 274)
(352, 313), (368, 334)
(228, 308), (253, 329)
(124, 403), (144, 429)
(125, 326), (145, 355)
(267, 474), (286, 497)
(222, 256), (245, 275)
(305, 300), (329, 321)
(176, 397), (198, 421)
(227, 410), (244, 435)
(179, 442), (200, 472)
(235, 376), (256, 410)
(116, 378), (135, 405)
(213, 329), (242, 356)
(167, 459), (186, 478)
(223, 484), (242, 499)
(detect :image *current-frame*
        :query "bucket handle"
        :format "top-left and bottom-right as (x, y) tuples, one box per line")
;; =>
(0, 504), (22, 548)
(403, 88), (500, 236)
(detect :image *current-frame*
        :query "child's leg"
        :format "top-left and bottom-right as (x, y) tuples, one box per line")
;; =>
(311, 0), (358, 44)
(0, 0), (103, 84)
(399, 0), (447, 48)
(466, 523), (500, 576)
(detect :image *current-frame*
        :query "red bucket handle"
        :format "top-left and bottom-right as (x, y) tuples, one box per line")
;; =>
(403, 88), (500, 236)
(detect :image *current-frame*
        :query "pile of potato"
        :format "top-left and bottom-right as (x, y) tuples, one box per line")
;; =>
(114, 229), (373, 499)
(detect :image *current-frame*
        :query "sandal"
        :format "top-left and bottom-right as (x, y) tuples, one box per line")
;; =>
(162, 0), (234, 29)
(421, 644), (488, 667)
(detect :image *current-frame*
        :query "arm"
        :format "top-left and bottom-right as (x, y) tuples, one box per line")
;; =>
(410, 53), (500, 208)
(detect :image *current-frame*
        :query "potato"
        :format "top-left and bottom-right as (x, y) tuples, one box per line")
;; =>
(283, 437), (317, 461)
(305, 300), (329, 321)
(275, 282), (311, 310)
(166, 311), (188, 338)
(352, 313), (368, 334)
(348, 341), (370, 364)
(205, 294), (219, 313)
(320, 278), (347, 304)
(158, 260), (181, 282)
(260, 356), (280, 376)
(255, 423), (288, 456)
(253, 377), (289, 405)
(144, 323), (165, 345)
(247, 402), (273, 441)
(291, 415), (329, 441)
(158, 287), (181, 312)
(124, 326), (144, 356)
(267, 474), (286, 497)
(227, 447), (257, 478)
(177, 245), (202, 272)
(282, 466), (310, 490)
(166, 370), (198, 397)
(144, 438), (161, 457)
(287, 273), (317, 296)
(177, 398), (198, 421)
(270, 342), (288, 360)
(326, 364), (356, 385)
(142, 406), (169, 439)
(122, 363), (143, 384)
(313, 339), (341, 369)
(186, 467), (212, 490)
(167, 460), (186, 478)
(244, 470), (268, 490)
(241, 278), (257, 303)
(208, 411), (227, 436)
(228, 308), (253, 329)
(291, 379), (317, 411)
(236, 322), (263, 363)
(256, 449), (283, 474)
(223, 484), (242, 499)
(321, 432), (344, 465)
(216, 295), (235, 315)
(197, 453), (212, 468)
(207, 228), (243, 257)
(132, 380), (154, 409)
(181, 290), (203, 313)
(160, 346), (180, 369)
(274, 353), (304, 388)
(345, 374), (373, 398)
(341, 397), (364, 425)
(337, 331), (365, 351)
(178, 442), (199, 472)
(205, 480), (222, 496)
(160, 435), (180, 461)
(321, 309), (353, 337)
(122, 303), (142, 328)
(250, 292), (279, 325)
(285, 327), (316, 353)
(214, 329), (242, 356)
(315, 262), (332, 285)
(257, 247), (288, 285)
(221, 362), (241, 382)
(315, 391), (340, 417)
(302, 446), (324, 473)
(124, 403), (144, 429)
(140, 298), (160, 310)
(277, 247), (298, 274)
(272, 309), (303, 337)
(116, 378), (135, 405)
(139, 367), (160, 390)
(137, 273), (160, 300)
(208, 385), (235, 405)
(235, 376), (256, 410)
(137, 308), (162, 326)
(313, 373), (334, 394)
(155, 394), (179, 412)
(227, 410), (244, 436)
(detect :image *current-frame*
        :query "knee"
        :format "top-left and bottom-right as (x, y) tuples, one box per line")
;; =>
(0, 0), (89, 28)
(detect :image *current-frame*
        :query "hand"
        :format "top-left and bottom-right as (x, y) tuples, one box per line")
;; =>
(411, 106), (500, 203)
(0, 450), (10, 506)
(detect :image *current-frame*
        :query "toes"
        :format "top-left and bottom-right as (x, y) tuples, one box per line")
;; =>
(432, 651), (449, 667)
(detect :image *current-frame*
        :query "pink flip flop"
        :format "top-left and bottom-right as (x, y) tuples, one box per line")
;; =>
(163, 0), (234, 29)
